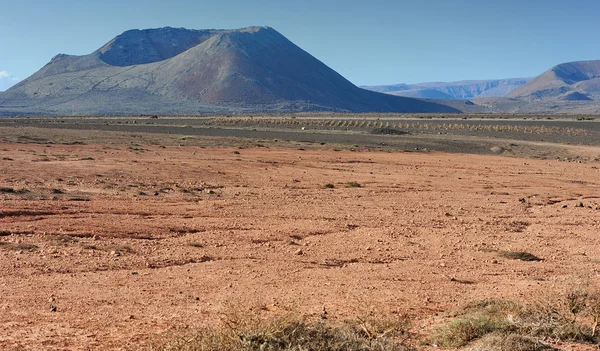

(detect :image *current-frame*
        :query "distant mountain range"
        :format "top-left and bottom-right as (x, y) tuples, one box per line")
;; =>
(362, 62), (600, 114)
(361, 78), (531, 100)
(0, 26), (459, 116)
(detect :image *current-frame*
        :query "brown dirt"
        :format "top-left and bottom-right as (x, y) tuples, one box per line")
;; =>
(2, 138), (600, 350)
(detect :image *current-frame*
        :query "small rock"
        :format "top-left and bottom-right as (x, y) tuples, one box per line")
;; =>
(50, 305), (57, 312)
(491, 259), (498, 264)
(365, 247), (372, 251)
(320, 307), (328, 320)
(294, 249), (303, 256)
(562, 205), (568, 208)
(111, 251), (120, 257)
(131, 271), (139, 276)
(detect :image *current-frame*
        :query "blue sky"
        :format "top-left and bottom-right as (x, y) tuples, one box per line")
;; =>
(1, 0), (600, 91)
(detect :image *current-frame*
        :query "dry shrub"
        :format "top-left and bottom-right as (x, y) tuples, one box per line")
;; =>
(46, 234), (78, 246)
(518, 287), (600, 343)
(0, 242), (38, 251)
(431, 315), (513, 348)
(466, 332), (557, 351)
(156, 308), (414, 351)
(431, 288), (600, 349)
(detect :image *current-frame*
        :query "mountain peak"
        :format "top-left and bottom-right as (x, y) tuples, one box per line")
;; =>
(96, 26), (220, 67)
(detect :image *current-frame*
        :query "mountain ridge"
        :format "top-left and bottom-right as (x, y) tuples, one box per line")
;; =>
(362, 78), (531, 100)
(507, 60), (600, 101)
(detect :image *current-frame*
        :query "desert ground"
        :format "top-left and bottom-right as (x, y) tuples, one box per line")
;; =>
(1, 116), (600, 350)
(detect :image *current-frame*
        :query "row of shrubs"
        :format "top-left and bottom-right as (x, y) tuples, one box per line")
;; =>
(208, 118), (589, 136)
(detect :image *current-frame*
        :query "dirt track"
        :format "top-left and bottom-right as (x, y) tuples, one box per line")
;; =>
(2, 131), (600, 349)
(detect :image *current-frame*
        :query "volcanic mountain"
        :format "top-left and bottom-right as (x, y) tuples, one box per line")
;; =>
(0, 26), (460, 115)
(508, 60), (600, 101)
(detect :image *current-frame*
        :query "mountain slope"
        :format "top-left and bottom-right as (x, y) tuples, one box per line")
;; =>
(508, 60), (600, 101)
(0, 26), (460, 115)
(362, 78), (530, 100)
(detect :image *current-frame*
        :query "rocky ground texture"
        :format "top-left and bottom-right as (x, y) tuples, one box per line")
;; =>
(1, 129), (600, 350)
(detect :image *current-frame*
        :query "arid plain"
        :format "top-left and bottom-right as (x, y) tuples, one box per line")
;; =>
(2, 117), (600, 350)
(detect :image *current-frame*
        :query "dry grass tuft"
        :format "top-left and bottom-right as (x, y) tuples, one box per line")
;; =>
(0, 242), (39, 251)
(46, 234), (78, 246)
(431, 288), (600, 349)
(431, 315), (513, 348)
(466, 333), (557, 351)
(156, 309), (414, 351)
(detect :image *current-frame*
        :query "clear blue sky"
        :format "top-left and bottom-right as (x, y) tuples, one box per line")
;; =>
(2, 0), (600, 91)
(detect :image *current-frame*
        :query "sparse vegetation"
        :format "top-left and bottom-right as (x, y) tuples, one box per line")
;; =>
(431, 289), (600, 349)
(206, 117), (590, 137)
(432, 314), (513, 348)
(499, 251), (543, 262)
(83, 244), (134, 253)
(156, 313), (414, 351)
(466, 333), (557, 351)
(371, 128), (408, 135)
(431, 300), (521, 348)
(47, 234), (78, 246)
(324, 183), (335, 189)
(346, 181), (362, 188)
(0, 242), (39, 251)
(0, 187), (29, 194)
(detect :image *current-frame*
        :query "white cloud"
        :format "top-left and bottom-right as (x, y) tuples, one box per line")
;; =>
(0, 70), (18, 91)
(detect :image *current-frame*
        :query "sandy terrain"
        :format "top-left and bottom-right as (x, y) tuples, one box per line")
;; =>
(2, 126), (600, 350)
